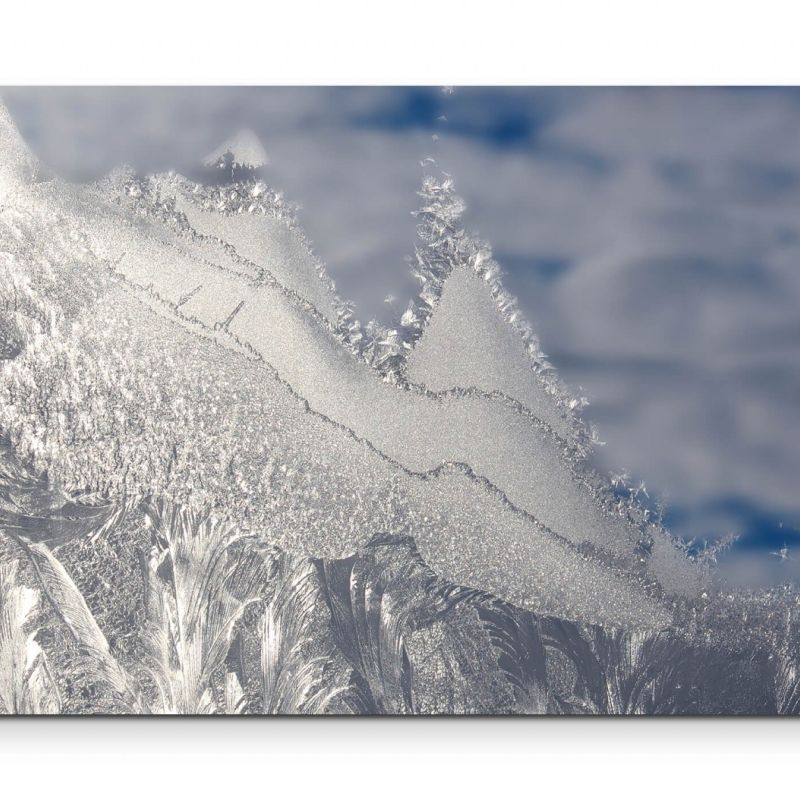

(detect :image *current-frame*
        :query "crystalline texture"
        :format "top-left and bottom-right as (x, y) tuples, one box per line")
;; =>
(0, 104), (699, 637)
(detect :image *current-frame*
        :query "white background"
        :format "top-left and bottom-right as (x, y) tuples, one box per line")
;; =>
(1, 717), (799, 796)
(2, 0), (800, 795)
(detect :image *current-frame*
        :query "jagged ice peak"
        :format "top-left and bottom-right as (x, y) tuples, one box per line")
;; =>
(203, 128), (270, 170)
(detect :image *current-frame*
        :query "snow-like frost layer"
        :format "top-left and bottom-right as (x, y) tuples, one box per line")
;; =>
(0, 108), (702, 625)
(1, 227), (670, 627)
(129, 196), (693, 587)
(93, 201), (633, 559)
(407, 264), (573, 440)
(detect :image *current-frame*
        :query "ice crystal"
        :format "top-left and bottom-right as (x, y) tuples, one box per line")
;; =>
(0, 100), (796, 714)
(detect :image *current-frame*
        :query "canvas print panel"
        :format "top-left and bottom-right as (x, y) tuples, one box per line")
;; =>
(0, 88), (798, 715)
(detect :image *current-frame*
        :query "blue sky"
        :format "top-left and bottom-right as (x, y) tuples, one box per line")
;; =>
(3, 87), (799, 573)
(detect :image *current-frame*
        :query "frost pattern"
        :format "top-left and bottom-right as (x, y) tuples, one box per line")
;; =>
(0, 101), (797, 714)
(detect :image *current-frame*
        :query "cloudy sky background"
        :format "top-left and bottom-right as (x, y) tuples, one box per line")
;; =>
(3, 87), (799, 570)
